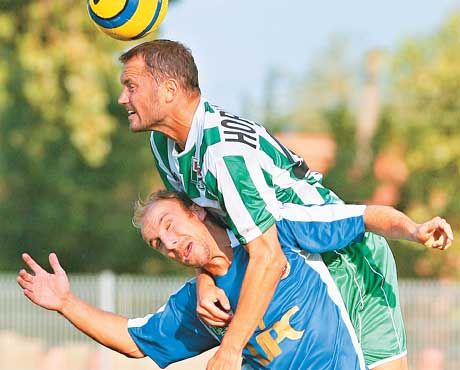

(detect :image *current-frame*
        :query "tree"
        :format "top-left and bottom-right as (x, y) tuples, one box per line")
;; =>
(0, 1), (187, 275)
(388, 13), (460, 278)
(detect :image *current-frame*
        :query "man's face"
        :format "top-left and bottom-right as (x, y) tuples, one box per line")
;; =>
(118, 55), (164, 132)
(141, 199), (216, 268)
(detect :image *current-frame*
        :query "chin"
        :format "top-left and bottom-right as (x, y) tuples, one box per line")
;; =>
(129, 123), (144, 133)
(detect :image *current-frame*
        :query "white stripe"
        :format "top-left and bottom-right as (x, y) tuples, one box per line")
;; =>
(149, 135), (172, 178)
(332, 249), (365, 350)
(291, 182), (327, 205)
(333, 250), (366, 310)
(259, 150), (326, 205)
(363, 256), (403, 353)
(168, 140), (182, 181)
(279, 203), (366, 222)
(198, 318), (223, 343)
(149, 134), (181, 189)
(128, 279), (195, 328)
(297, 251), (367, 370)
(368, 351), (407, 369)
(213, 157), (261, 242)
(191, 196), (221, 210)
(128, 314), (154, 328)
(241, 154), (282, 220)
(226, 229), (240, 248)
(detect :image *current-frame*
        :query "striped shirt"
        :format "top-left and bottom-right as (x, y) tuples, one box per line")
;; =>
(150, 98), (341, 244)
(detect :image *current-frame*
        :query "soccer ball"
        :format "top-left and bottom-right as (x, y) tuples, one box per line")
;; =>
(87, 0), (168, 41)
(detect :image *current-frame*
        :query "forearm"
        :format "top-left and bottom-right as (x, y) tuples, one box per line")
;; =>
(364, 205), (418, 241)
(221, 226), (287, 352)
(60, 293), (144, 358)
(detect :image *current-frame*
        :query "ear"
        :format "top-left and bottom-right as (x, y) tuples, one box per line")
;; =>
(190, 203), (207, 221)
(163, 78), (179, 103)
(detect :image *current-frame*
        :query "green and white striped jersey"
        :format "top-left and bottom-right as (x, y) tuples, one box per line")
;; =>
(150, 98), (341, 244)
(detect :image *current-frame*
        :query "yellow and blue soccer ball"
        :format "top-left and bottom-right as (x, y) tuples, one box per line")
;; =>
(87, 0), (168, 41)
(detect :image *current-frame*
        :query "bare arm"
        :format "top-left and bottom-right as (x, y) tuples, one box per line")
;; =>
(16, 253), (144, 358)
(206, 225), (287, 370)
(364, 206), (454, 249)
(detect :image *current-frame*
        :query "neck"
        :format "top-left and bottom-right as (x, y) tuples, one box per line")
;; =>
(202, 218), (233, 276)
(157, 92), (201, 151)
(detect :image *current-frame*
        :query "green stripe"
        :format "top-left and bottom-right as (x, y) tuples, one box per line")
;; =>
(316, 186), (337, 204)
(261, 169), (304, 205)
(204, 171), (243, 242)
(259, 136), (305, 182)
(177, 145), (200, 199)
(259, 136), (291, 168)
(204, 171), (219, 199)
(223, 156), (275, 236)
(200, 127), (221, 165)
(260, 136), (341, 205)
(157, 163), (175, 191)
(152, 133), (172, 173)
(204, 101), (215, 113)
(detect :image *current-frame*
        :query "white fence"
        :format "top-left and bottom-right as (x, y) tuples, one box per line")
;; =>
(1, 274), (459, 370)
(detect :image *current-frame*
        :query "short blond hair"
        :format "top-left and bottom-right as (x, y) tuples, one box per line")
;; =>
(132, 190), (193, 229)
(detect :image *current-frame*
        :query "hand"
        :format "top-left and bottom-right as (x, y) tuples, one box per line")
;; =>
(414, 217), (454, 250)
(16, 253), (71, 312)
(197, 283), (233, 327)
(206, 346), (242, 370)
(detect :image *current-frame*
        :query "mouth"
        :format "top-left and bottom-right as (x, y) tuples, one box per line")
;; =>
(127, 109), (136, 116)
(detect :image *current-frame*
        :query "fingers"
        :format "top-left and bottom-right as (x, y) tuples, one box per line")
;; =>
(49, 253), (65, 274)
(196, 285), (233, 326)
(200, 317), (229, 327)
(22, 253), (46, 274)
(197, 297), (232, 326)
(18, 268), (33, 282)
(424, 217), (454, 251)
(215, 288), (231, 312)
(16, 274), (33, 291)
(197, 304), (231, 325)
(440, 219), (454, 241)
(16, 269), (35, 302)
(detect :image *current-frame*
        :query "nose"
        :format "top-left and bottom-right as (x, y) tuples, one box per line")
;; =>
(118, 88), (129, 105)
(160, 230), (179, 251)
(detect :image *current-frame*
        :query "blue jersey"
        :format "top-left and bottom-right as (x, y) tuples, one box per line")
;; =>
(128, 203), (368, 370)
(275, 203), (366, 253)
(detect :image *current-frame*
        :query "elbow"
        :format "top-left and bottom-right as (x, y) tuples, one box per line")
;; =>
(250, 246), (287, 277)
(124, 349), (146, 359)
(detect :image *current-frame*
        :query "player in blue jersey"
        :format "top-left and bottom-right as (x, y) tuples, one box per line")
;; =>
(17, 191), (452, 370)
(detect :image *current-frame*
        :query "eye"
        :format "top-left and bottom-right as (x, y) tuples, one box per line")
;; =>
(151, 238), (161, 250)
(162, 217), (172, 230)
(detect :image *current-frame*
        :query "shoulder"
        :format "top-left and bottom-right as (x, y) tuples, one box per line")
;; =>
(201, 108), (266, 165)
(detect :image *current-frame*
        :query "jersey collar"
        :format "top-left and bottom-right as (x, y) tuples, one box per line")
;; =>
(172, 97), (208, 159)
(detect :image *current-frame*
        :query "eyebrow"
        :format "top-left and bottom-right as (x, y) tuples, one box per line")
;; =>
(121, 78), (132, 86)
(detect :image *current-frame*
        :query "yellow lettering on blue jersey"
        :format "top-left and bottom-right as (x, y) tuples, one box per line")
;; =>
(246, 306), (304, 366)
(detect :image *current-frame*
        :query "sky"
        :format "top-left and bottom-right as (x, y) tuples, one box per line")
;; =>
(160, 0), (459, 116)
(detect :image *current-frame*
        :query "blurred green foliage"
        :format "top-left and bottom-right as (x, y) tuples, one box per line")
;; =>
(388, 14), (460, 278)
(282, 15), (460, 279)
(0, 0), (187, 275)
